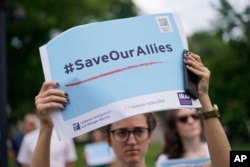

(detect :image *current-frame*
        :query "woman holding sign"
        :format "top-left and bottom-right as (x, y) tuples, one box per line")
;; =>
(31, 52), (231, 167)
(155, 108), (210, 167)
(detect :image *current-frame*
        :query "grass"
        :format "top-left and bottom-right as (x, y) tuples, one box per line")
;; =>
(232, 143), (250, 151)
(145, 142), (162, 166)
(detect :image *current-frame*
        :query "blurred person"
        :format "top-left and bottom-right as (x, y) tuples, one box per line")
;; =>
(31, 51), (231, 167)
(155, 108), (210, 167)
(83, 129), (116, 167)
(91, 129), (106, 142)
(17, 127), (77, 167)
(9, 113), (38, 167)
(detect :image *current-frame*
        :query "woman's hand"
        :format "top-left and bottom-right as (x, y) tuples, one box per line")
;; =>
(34, 81), (68, 128)
(184, 52), (211, 98)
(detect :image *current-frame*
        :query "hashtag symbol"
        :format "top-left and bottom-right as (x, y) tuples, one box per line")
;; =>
(64, 63), (74, 74)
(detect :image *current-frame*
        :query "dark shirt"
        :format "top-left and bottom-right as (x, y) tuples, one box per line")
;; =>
(11, 133), (24, 167)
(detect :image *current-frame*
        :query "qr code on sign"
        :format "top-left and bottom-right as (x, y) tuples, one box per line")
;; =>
(156, 16), (173, 33)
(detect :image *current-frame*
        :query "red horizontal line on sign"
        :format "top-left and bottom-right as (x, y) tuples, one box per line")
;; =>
(65, 61), (166, 87)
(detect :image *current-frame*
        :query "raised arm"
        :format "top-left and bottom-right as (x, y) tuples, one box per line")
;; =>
(31, 81), (68, 167)
(184, 52), (231, 167)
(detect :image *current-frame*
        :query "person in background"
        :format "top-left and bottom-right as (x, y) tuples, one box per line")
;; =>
(17, 125), (77, 167)
(155, 108), (210, 167)
(83, 129), (116, 167)
(30, 51), (231, 167)
(9, 114), (38, 167)
(91, 129), (106, 143)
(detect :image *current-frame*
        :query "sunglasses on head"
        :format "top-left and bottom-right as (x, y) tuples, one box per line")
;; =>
(177, 113), (200, 123)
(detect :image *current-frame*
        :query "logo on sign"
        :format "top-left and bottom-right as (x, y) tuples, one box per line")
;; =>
(72, 122), (81, 131)
(177, 92), (192, 105)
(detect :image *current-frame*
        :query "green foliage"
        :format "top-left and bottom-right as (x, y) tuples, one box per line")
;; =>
(145, 142), (162, 166)
(6, 0), (250, 143)
(188, 0), (250, 142)
(6, 0), (137, 125)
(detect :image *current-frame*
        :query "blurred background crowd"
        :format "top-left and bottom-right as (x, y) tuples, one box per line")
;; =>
(0, 0), (250, 166)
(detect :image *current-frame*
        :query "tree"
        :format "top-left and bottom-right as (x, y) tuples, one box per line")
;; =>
(189, 0), (250, 141)
(6, 0), (137, 125)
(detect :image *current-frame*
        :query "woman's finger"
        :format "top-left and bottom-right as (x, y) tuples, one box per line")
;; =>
(36, 102), (65, 113)
(38, 81), (59, 94)
(37, 88), (67, 99)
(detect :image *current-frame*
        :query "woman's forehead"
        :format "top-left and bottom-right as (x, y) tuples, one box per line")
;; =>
(176, 108), (196, 116)
(111, 114), (147, 129)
